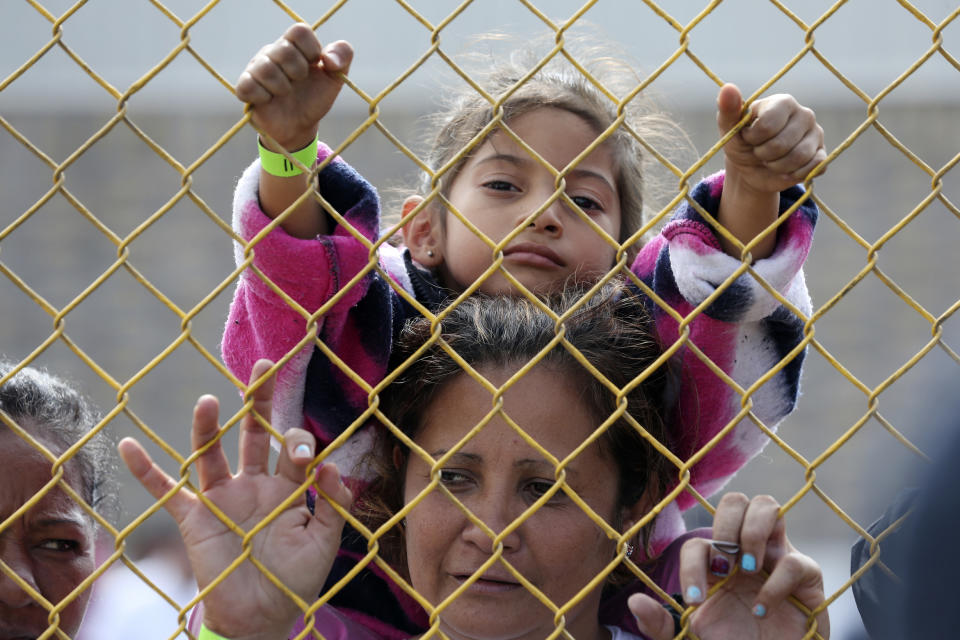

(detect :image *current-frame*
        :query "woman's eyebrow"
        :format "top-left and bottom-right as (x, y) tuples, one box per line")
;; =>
(427, 451), (581, 478)
(428, 449), (481, 463)
(515, 459), (580, 478)
(34, 516), (83, 526)
(33, 516), (88, 528)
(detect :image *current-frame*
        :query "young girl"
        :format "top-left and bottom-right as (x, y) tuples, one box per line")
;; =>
(224, 23), (823, 637)
(123, 287), (829, 640)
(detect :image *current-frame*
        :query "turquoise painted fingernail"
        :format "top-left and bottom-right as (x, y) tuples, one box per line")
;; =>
(294, 443), (312, 458)
(685, 585), (703, 603)
(741, 553), (757, 572)
(753, 603), (766, 618)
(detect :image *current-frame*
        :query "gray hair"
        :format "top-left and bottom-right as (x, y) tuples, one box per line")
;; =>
(0, 360), (118, 524)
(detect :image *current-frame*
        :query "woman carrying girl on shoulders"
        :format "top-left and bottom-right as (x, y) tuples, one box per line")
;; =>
(222, 22), (825, 637)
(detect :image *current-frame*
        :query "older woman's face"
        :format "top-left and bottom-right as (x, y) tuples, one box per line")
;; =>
(0, 427), (96, 638)
(402, 366), (625, 640)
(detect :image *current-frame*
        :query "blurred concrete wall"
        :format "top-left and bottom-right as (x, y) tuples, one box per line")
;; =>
(4, 0), (959, 110)
(3, 102), (957, 537)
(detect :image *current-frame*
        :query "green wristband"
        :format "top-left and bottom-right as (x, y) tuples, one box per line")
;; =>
(198, 624), (231, 640)
(258, 136), (318, 177)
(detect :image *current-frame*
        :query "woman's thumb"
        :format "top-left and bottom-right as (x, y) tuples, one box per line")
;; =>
(627, 593), (677, 640)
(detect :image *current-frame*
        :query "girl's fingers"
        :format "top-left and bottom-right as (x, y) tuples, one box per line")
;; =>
(750, 112), (809, 164)
(758, 125), (823, 174)
(283, 23), (324, 66)
(235, 68), (273, 105)
(742, 96), (793, 146)
(738, 495), (782, 574)
(627, 593), (676, 640)
(275, 428), (316, 484)
(192, 394), (233, 490)
(753, 550), (825, 620)
(118, 438), (193, 523)
(235, 25), (321, 104)
(245, 50), (294, 99)
(265, 36), (311, 85)
(239, 359), (276, 475)
(787, 139), (828, 180)
(709, 492), (749, 577)
(321, 40), (353, 76)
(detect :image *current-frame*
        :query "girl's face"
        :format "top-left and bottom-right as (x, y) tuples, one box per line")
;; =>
(424, 107), (622, 295)
(0, 427), (96, 638)
(402, 365), (632, 640)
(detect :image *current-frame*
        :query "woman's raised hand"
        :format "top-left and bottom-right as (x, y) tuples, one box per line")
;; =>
(118, 359), (353, 640)
(236, 23), (353, 152)
(629, 493), (829, 640)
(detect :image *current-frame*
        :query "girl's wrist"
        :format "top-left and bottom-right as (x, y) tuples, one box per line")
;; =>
(722, 162), (778, 199)
(259, 128), (320, 154)
(258, 136), (319, 178)
(199, 624), (232, 640)
(717, 162), (780, 259)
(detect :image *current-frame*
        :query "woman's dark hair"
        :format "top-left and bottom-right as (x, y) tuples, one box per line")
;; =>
(359, 282), (672, 576)
(0, 360), (118, 525)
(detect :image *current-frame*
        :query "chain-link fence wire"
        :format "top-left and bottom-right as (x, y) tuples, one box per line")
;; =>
(1, 1), (958, 638)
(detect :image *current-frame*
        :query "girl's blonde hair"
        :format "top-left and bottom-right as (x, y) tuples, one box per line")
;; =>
(410, 31), (691, 255)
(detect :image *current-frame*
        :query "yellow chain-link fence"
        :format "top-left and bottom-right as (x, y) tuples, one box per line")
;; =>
(1, 1), (958, 639)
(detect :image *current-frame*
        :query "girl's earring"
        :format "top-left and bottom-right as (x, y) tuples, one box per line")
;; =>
(426, 249), (435, 258)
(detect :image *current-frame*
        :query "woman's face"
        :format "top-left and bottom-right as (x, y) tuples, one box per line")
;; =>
(402, 366), (628, 640)
(0, 426), (96, 638)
